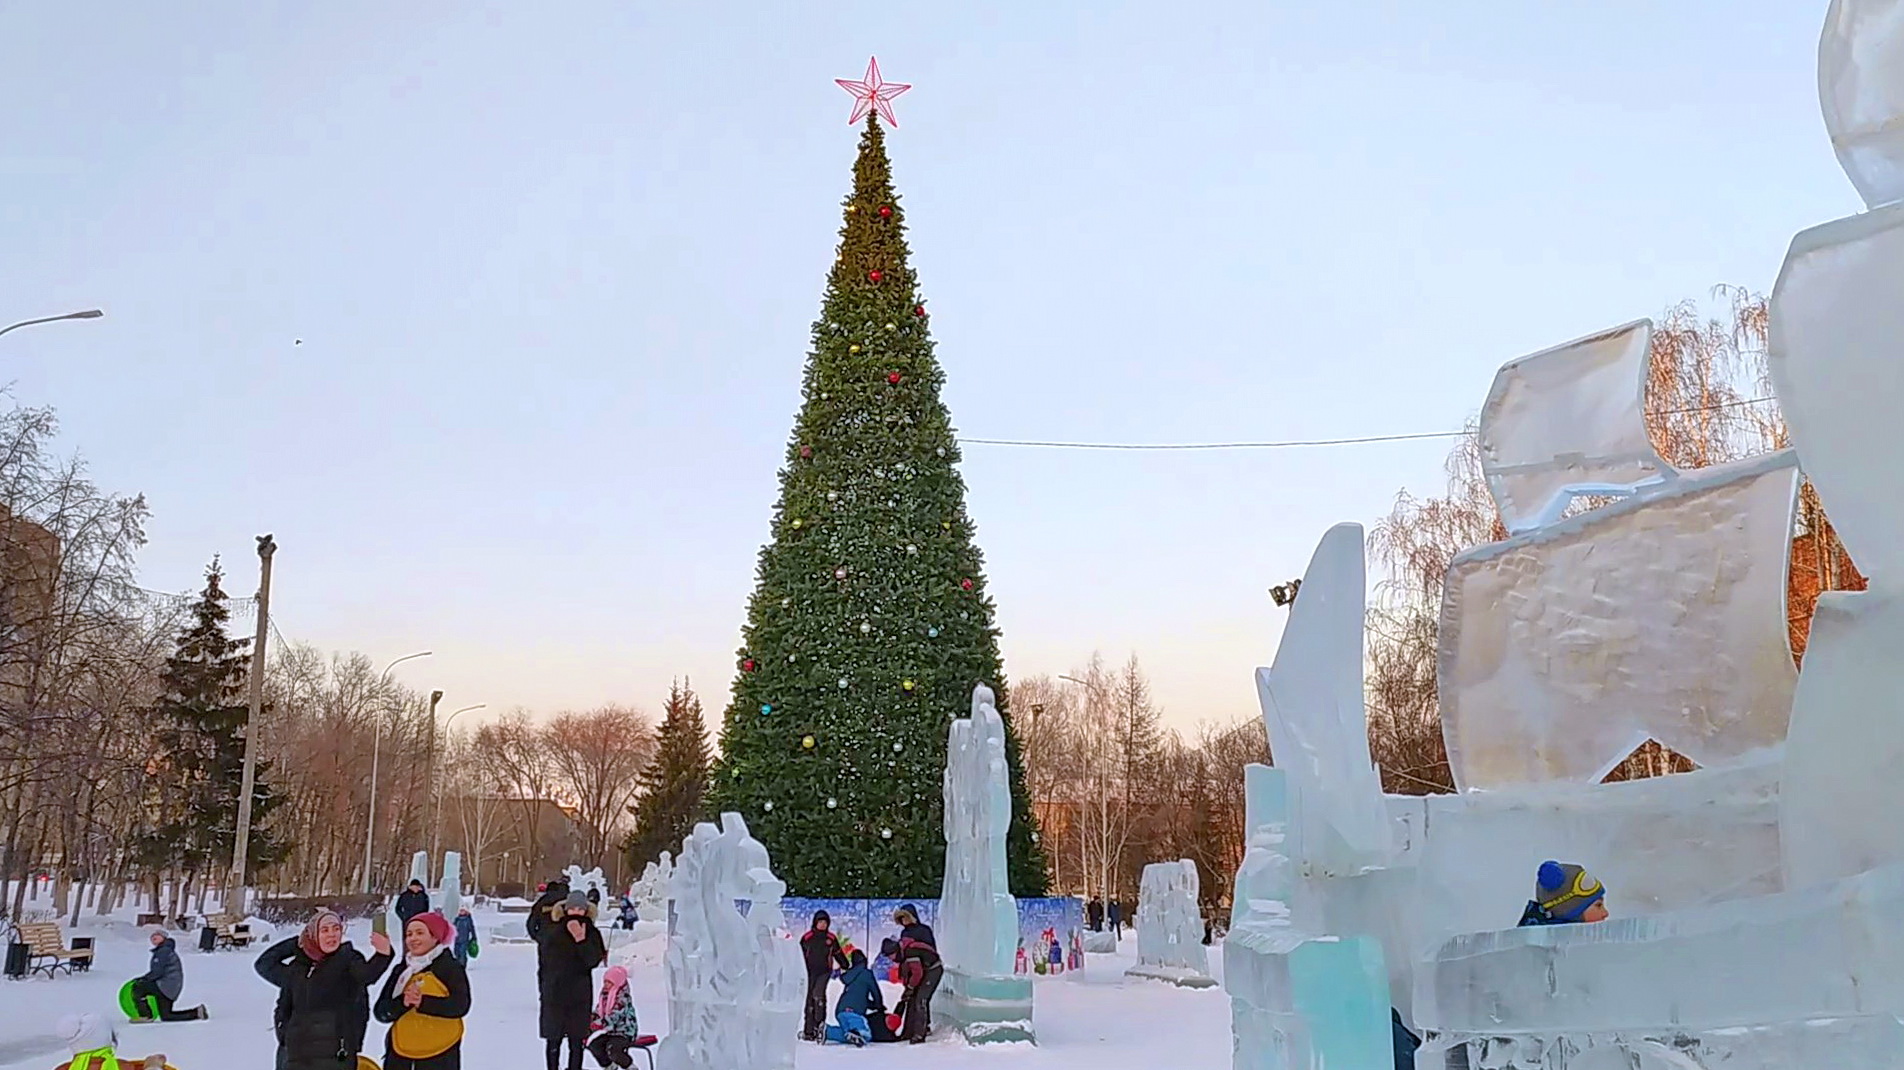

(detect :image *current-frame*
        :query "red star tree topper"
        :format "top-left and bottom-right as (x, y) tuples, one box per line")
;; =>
(836, 56), (911, 127)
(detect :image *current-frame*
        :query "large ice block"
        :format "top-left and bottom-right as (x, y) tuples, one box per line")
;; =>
(632, 852), (673, 921)
(1478, 321), (1671, 534)
(657, 813), (803, 1070)
(1419, 862), (1904, 1050)
(1128, 859), (1215, 988)
(1770, 172), (1904, 890)
(1439, 452), (1799, 789)
(933, 684), (1033, 1044)
(1225, 765), (1394, 1070)
(438, 851), (462, 918)
(1822, 0), (1904, 209)
(1258, 523), (1391, 877)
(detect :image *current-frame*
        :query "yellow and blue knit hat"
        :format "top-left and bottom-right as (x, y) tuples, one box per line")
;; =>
(1535, 861), (1605, 922)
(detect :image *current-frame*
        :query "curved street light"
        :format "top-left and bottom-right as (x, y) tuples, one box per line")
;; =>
(432, 703), (487, 865)
(364, 651), (433, 893)
(0, 309), (103, 340)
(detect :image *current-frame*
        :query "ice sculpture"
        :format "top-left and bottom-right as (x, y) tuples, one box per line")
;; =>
(657, 813), (803, 1070)
(1821, 0), (1904, 208)
(438, 851), (462, 919)
(932, 684), (1034, 1044)
(1127, 859), (1214, 988)
(632, 852), (673, 920)
(1441, 318), (1801, 790)
(1771, 5), (1904, 886)
(562, 865), (609, 903)
(1257, 523), (1391, 876)
(408, 851), (429, 889)
(1226, 765), (1394, 1070)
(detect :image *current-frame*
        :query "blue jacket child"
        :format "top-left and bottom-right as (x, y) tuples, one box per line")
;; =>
(825, 950), (890, 1046)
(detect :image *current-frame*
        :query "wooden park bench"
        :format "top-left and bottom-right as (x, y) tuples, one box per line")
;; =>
(8, 920), (94, 978)
(203, 913), (253, 950)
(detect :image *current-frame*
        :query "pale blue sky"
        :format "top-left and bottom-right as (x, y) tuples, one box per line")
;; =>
(1, 2), (1858, 732)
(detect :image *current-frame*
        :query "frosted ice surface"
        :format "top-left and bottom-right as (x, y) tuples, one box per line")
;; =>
(1822, 0), (1904, 208)
(1419, 862), (1904, 1045)
(632, 852), (673, 919)
(658, 813), (803, 1070)
(1258, 523), (1391, 876)
(439, 852), (462, 918)
(934, 684), (1034, 1044)
(1439, 452), (1798, 790)
(938, 683), (1019, 978)
(1129, 859), (1213, 987)
(1771, 173), (1904, 890)
(1478, 321), (1669, 534)
(1226, 765), (1394, 1070)
(1389, 759), (1784, 968)
(409, 851), (429, 889)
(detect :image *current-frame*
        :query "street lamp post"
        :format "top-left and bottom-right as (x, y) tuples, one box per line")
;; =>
(364, 651), (433, 894)
(431, 702), (484, 873)
(0, 309), (103, 340)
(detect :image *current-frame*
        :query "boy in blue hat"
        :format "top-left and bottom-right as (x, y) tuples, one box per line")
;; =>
(1518, 861), (1610, 927)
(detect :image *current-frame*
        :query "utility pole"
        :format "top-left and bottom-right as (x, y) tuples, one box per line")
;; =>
(229, 534), (276, 909)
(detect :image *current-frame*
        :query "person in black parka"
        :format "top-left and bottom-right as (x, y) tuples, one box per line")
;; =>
(255, 909), (394, 1070)
(374, 911), (472, 1070)
(798, 910), (850, 1041)
(526, 878), (570, 943)
(395, 880), (431, 927)
(537, 890), (607, 1070)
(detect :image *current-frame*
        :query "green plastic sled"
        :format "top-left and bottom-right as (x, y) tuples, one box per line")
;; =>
(119, 978), (160, 1021)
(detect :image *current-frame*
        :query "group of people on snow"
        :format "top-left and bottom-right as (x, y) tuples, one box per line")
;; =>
(799, 903), (943, 1047)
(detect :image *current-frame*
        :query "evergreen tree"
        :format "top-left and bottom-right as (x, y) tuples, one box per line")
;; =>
(623, 678), (711, 870)
(139, 560), (284, 880)
(708, 116), (1047, 898)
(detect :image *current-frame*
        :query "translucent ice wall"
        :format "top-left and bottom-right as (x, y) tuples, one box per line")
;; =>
(1133, 859), (1210, 979)
(439, 852), (462, 918)
(1420, 862), (1904, 1039)
(1258, 523), (1391, 877)
(1442, 313), (1802, 791)
(938, 684), (1019, 978)
(659, 813), (803, 1070)
(1226, 765), (1394, 1070)
(1771, 1), (1904, 891)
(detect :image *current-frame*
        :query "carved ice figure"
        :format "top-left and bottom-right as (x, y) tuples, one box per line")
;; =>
(562, 865), (609, 904)
(1127, 859), (1214, 987)
(439, 852), (462, 918)
(1257, 523), (1391, 876)
(409, 851), (429, 890)
(1773, 0), (1904, 889)
(932, 684), (1034, 1044)
(1226, 766), (1392, 1070)
(657, 814), (803, 1070)
(1441, 319), (1801, 790)
(632, 852), (673, 919)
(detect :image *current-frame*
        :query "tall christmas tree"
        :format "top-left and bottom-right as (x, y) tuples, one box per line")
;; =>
(139, 560), (284, 880)
(623, 678), (712, 872)
(709, 64), (1046, 898)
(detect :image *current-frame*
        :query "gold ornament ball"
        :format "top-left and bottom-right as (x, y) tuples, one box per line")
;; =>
(903, 679), (915, 691)
(791, 518), (803, 529)
(850, 344), (861, 353)
(885, 322), (895, 330)
(802, 734), (816, 749)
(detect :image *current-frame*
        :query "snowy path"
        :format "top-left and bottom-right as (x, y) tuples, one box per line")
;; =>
(0, 920), (1230, 1069)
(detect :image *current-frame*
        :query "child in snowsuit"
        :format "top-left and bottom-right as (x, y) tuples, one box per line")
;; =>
(824, 949), (896, 1046)
(586, 965), (642, 1068)
(798, 910), (850, 1041)
(452, 909), (477, 967)
(55, 1013), (171, 1070)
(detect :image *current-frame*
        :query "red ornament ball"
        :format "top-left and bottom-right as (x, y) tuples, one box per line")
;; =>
(888, 371), (902, 385)
(961, 578), (975, 591)
(913, 305), (926, 317)
(799, 445), (813, 459)
(879, 205), (893, 218)
(742, 659), (756, 672)
(868, 270), (883, 283)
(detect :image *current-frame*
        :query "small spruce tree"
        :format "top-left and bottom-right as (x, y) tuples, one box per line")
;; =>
(139, 559), (284, 881)
(707, 115), (1047, 897)
(623, 679), (712, 870)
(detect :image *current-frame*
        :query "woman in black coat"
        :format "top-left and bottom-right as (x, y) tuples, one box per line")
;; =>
(374, 911), (472, 1070)
(255, 909), (394, 1070)
(537, 891), (607, 1070)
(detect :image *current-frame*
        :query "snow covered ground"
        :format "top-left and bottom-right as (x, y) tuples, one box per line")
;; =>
(0, 910), (1230, 1069)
